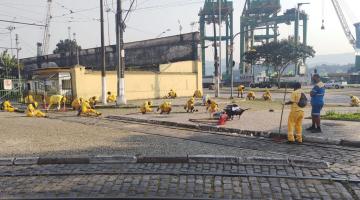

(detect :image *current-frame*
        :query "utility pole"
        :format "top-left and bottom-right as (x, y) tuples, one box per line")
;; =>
(15, 34), (23, 101)
(212, 3), (219, 98)
(100, 0), (107, 105)
(73, 33), (79, 65)
(217, 0), (221, 97)
(116, 0), (126, 105)
(7, 26), (15, 56)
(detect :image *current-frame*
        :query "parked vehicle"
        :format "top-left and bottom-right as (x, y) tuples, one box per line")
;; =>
(249, 82), (273, 88)
(324, 80), (347, 89)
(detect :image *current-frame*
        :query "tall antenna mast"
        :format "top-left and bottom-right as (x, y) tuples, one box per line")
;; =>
(42, 0), (53, 55)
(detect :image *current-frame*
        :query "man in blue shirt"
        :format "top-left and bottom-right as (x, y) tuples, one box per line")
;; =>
(307, 74), (325, 133)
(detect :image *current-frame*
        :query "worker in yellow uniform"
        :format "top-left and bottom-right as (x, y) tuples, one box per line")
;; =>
(206, 99), (219, 114)
(350, 95), (360, 107)
(285, 82), (305, 144)
(157, 101), (172, 114)
(47, 95), (67, 111)
(79, 100), (101, 117)
(107, 92), (116, 103)
(247, 91), (256, 100)
(166, 89), (177, 99)
(26, 102), (46, 118)
(24, 94), (35, 104)
(193, 90), (202, 98)
(237, 85), (245, 98)
(71, 97), (83, 111)
(89, 96), (98, 109)
(140, 101), (153, 114)
(262, 89), (272, 101)
(184, 97), (196, 113)
(2, 99), (16, 112)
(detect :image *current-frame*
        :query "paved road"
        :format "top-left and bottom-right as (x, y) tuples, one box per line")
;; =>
(1, 112), (360, 199)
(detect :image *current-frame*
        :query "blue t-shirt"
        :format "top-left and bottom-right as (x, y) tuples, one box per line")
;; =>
(311, 82), (325, 105)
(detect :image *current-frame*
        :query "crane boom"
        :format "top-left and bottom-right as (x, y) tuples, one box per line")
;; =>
(330, 0), (356, 50)
(42, 0), (52, 55)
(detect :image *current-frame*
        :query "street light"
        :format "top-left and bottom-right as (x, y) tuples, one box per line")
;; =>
(295, 2), (310, 75)
(156, 29), (171, 38)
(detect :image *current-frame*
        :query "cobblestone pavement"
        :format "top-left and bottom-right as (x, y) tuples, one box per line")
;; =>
(1, 162), (359, 199)
(2, 112), (360, 199)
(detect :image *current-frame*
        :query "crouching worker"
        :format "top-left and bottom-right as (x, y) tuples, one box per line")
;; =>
(247, 91), (256, 100)
(285, 82), (306, 144)
(47, 95), (67, 111)
(166, 89), (177, 99)
(107, 92), (116, 103)
(140, 101), (153, 114)
(193, 90), (202, 98)
(263, 89), (272, 101)
(2, 99), (17, 112)
(157, 101), (172, 114)
(237, 85), (245, 98)
(71, 97), (83, 111)
(350, 95), (360, 107)
(79, 100), (101, 117)
(206, 99), (219, 116)
(184, 97), (197, 113)
(89, 96), (98, 109)
(26, 102), (46, 117)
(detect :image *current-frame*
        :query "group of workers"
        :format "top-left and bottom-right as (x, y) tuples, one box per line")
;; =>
(237, 85), (272, 101)
(0, 94), (46, 118)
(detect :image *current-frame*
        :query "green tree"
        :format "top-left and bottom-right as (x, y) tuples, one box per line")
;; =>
(244, 40), (315, 87)
(53, 39), (81, 54)
(0, 50), (17, 76)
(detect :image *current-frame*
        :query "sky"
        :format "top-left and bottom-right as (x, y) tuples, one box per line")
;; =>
(0, 0), (360, 60)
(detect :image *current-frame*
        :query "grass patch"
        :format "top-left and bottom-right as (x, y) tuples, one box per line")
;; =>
(322, 110), (360, 122)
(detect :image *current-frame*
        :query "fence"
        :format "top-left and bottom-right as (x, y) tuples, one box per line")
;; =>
(0, 76), (24, 103)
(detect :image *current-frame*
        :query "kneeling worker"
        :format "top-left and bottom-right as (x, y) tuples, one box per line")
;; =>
(26, 102), (46, 117)
(107, 92), (116, 103)
(89, 96), (98, 109)
(206, 99), (219, 114)
(350, 95), (360, 107)
(71, 97), (83, 111)
(193, 90), (202, 98)
(79, 100), (101, 117)
(2, 99), (17, 112)
(285, 82), (305, 144)
(140, 101), (153, 114)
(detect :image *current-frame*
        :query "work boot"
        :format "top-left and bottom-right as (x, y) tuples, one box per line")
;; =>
(306, 126), (315, 131)
(311, 128), (322, 133)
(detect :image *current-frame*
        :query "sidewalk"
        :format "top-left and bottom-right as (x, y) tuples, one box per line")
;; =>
(104, 104), (360, 146)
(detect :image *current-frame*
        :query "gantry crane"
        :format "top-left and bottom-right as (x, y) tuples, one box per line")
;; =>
(326, 0), (360, 69)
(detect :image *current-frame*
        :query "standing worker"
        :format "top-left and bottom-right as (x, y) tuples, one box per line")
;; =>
(285, 82), (306, 144)
(350, 95), (360, 107)
(26, 102), (46, 117)
(307, 74), (325, 133)
(47, 95), (67, 111)
(237, 85), (245, 98)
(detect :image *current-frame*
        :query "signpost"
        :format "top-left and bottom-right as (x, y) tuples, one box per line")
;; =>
(3, 79), (12, 90)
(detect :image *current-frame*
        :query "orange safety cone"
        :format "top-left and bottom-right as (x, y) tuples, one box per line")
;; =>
(218, 113), (228, 126)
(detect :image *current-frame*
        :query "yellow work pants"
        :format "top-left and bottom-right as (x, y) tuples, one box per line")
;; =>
(287, 111), (304, 143)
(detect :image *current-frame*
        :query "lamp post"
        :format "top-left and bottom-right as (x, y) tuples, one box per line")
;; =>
(156, 29), (171, 38)
(295, 2), (310, 75)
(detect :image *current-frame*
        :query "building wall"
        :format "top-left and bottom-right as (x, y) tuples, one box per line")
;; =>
(72, 61), (202, 101)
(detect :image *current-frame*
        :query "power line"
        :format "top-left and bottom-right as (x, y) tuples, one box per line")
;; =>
(0, 19), (45, 27)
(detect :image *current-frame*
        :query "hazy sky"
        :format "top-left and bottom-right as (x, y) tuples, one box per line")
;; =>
(0, 0), (359, 60)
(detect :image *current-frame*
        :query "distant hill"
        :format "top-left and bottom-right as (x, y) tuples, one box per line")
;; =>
(307, 53), (355, 67)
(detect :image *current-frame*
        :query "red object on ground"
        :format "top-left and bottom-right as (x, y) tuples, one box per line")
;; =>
(218, 113), (228, 125)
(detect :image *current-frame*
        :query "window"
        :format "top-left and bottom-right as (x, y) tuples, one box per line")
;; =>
(62, 79), (71, 90)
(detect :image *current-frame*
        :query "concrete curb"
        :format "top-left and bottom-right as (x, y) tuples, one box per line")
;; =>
(0, 155), (330, 169)
(106, 115), (355, 148)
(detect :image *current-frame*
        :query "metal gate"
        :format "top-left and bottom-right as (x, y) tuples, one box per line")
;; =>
(0, 76), (24, 102)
